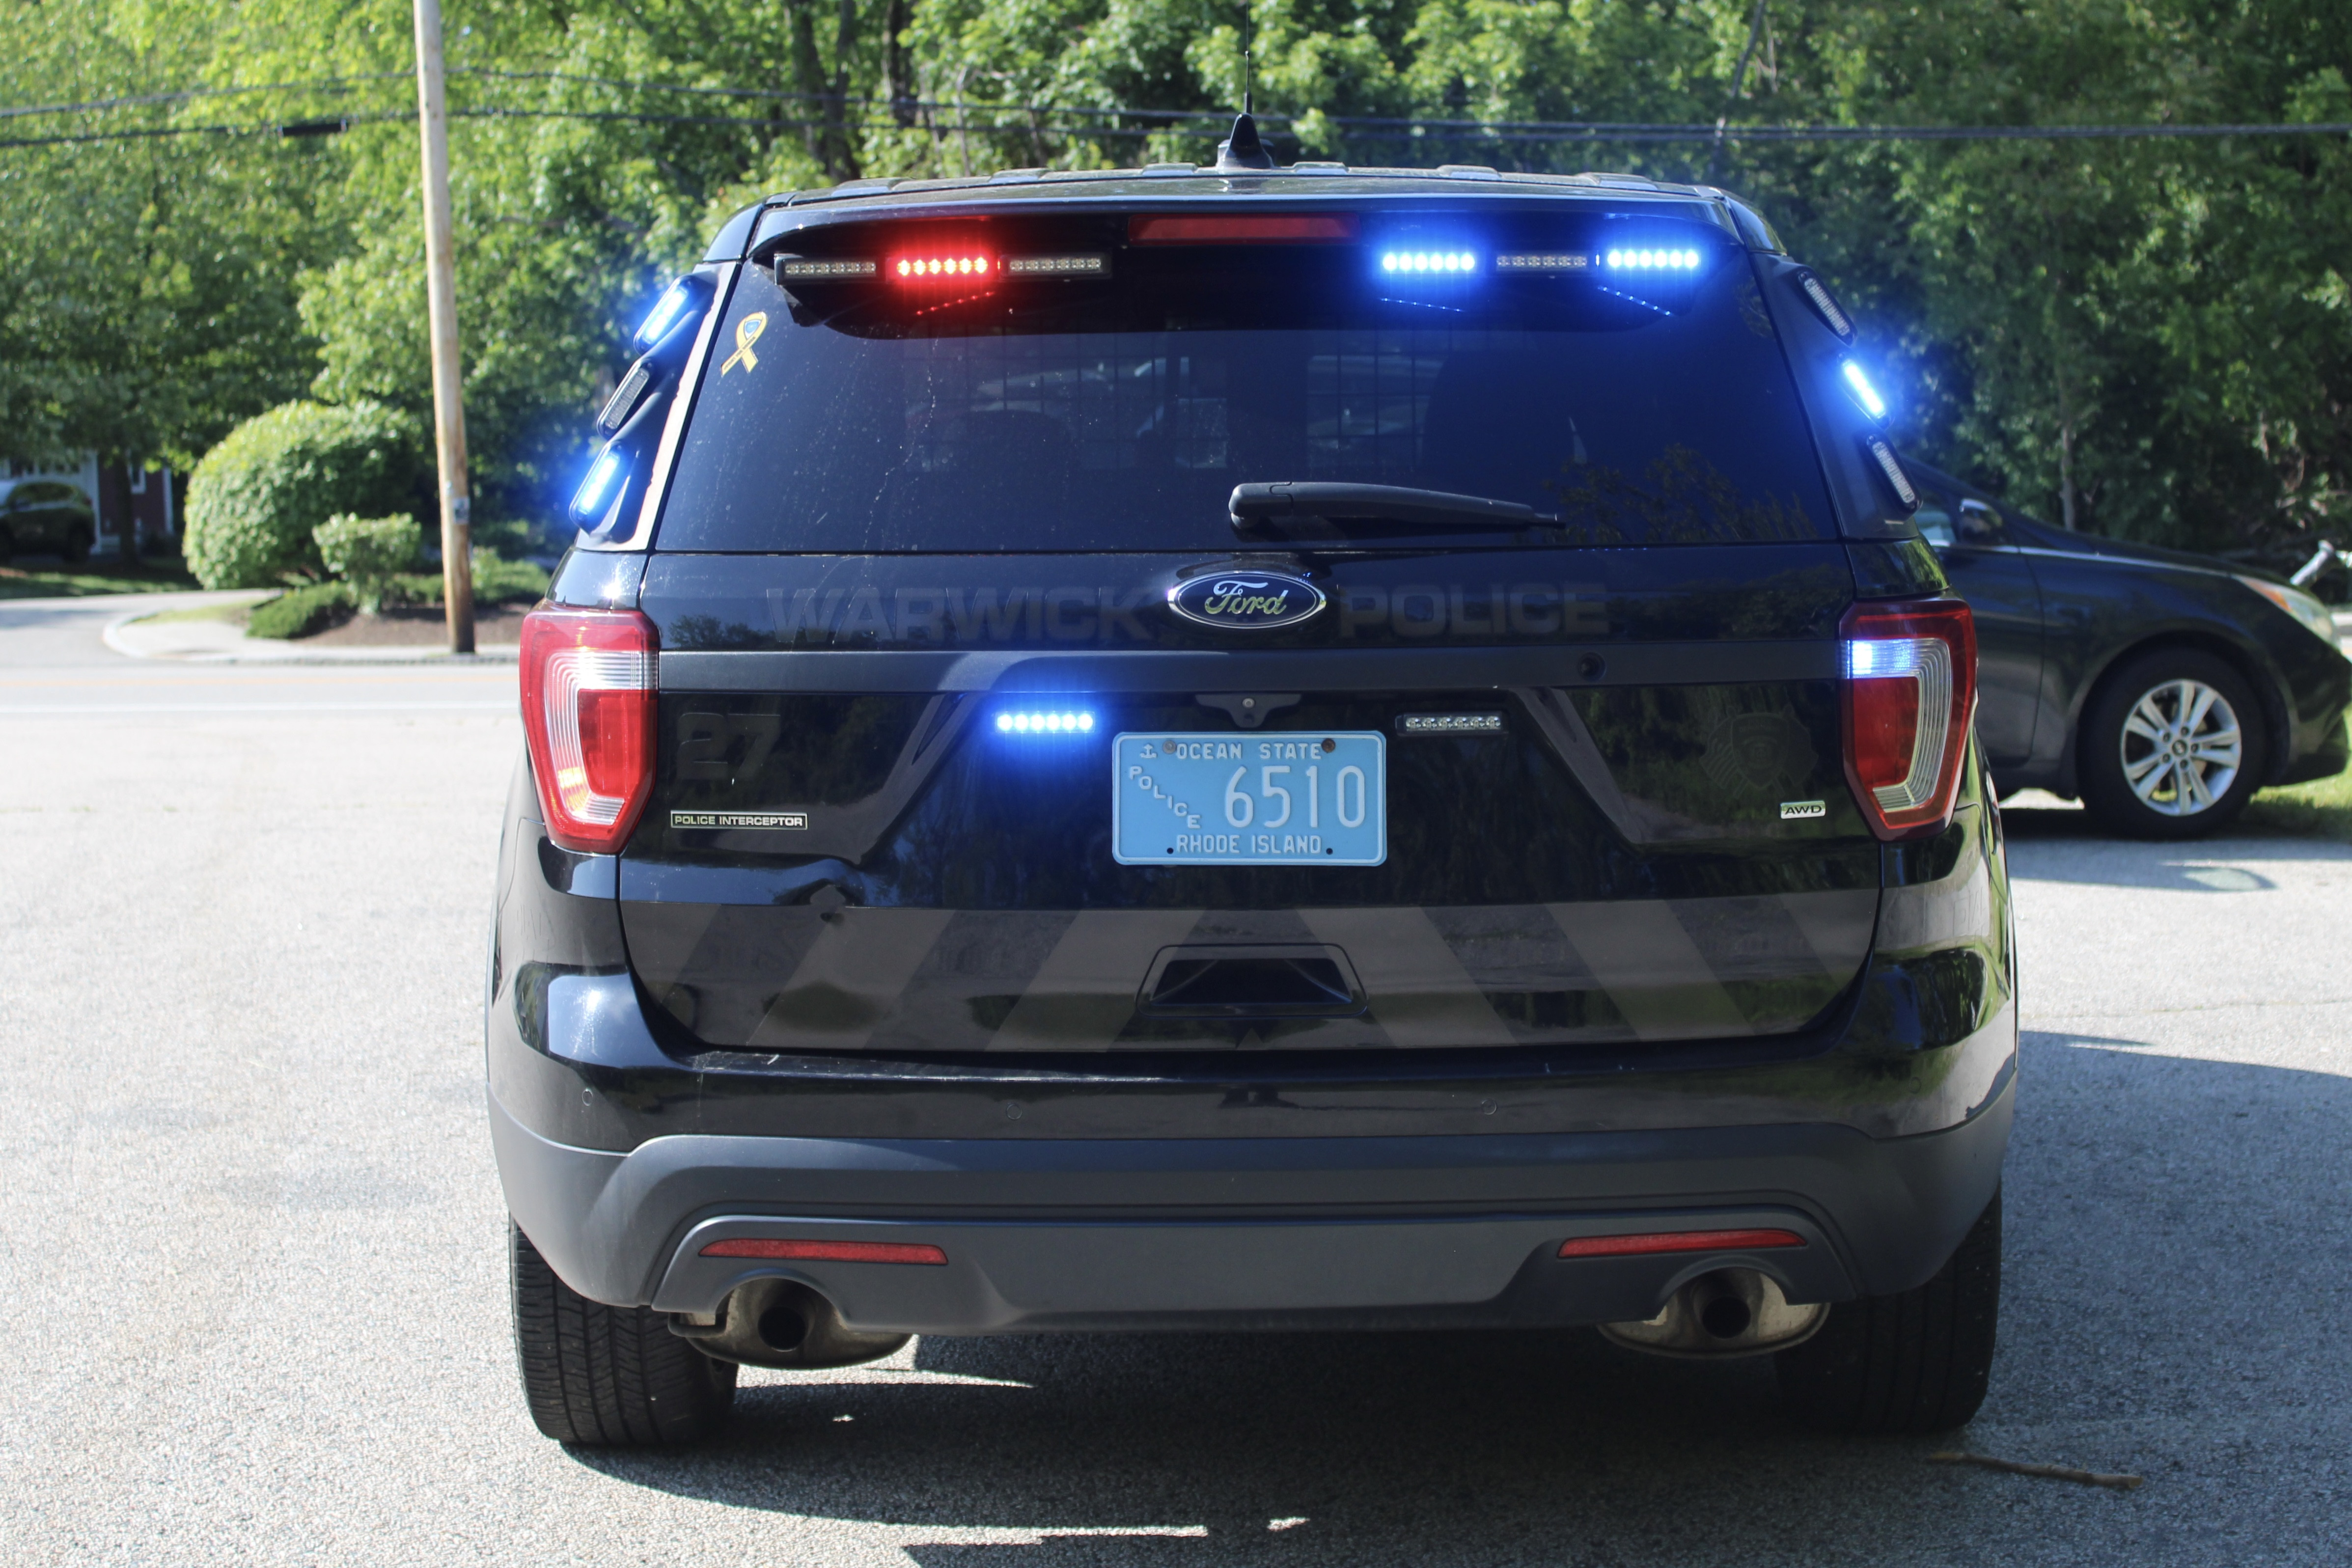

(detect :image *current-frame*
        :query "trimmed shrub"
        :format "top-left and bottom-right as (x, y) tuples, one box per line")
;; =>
(246, 581), (354, 640)
(315, 513), (419, 612)
(473, 549), (552, 604)
(184, 402), (418, 589)
(386, 550), (552, 608)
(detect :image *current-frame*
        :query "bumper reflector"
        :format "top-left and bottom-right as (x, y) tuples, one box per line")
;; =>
(1557, 1228), (1805, 1259)
(701, 1238), (948, 1265)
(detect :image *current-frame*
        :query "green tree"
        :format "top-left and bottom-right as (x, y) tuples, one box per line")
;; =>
(5, 0), (2346, 558)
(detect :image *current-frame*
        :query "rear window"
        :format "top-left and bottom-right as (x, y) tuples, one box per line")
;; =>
(655, 210), (1832, 552)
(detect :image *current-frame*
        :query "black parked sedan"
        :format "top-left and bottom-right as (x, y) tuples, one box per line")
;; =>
(0, 479), (96, 563)
(1909, 463), (2349, 838)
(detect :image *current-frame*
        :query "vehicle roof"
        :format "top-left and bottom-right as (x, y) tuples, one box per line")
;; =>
(1909, 460), (2277, 582)
(705, 164), (1784, 262)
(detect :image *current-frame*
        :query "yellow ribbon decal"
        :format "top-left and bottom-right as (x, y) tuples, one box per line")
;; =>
(720, 312), (767, 376)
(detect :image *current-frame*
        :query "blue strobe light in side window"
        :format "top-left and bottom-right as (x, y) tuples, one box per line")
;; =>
(632, 278), (700, 350)
(569, 449), (627, 523)
(996, 711), (1097, 735)
(1841, 360), (1889, 420)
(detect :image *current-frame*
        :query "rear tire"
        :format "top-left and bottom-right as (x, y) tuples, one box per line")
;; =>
(2079, 649), (2264, 839)
(509, 1220), (736, 1446)
(62, 524), (92, 563)
(1775, 1189), (2000, 1434)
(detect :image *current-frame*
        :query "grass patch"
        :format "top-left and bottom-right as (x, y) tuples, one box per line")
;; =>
(0, 557), (200, 599)
(246, 581), (354, 639)
(133, 598), (264, 627)
(2247, 767), (2352, 842)
(2242, 713), (2352, 840)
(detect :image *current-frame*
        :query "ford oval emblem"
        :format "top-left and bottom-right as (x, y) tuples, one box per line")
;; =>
(1167, 571), (1326, 631)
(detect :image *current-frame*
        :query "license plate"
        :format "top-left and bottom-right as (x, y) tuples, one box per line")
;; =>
(1111, 731), (1386, 866)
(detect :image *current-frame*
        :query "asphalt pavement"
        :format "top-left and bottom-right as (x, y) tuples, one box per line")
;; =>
(3, 590), (2349, 1565)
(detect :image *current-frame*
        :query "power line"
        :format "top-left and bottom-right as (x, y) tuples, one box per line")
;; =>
(2, 97), (2346, 153)
(0, 73), (414, 121)
(6, 58), (2351, 144)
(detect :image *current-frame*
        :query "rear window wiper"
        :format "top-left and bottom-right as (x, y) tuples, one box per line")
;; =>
(1229, 481), (1557, 538)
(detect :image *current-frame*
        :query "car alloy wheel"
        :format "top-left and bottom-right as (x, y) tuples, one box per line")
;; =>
(2119, 677), (2243, 817)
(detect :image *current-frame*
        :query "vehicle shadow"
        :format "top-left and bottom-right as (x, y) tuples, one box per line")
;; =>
(565, 1035), (2352, 1564)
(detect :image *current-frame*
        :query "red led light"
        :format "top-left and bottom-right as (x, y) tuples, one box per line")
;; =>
(892, 254), (993, 281)
(700, 1238), (948, 1265)
(1556, 1228), (1805, 1259)
(1128, 214), (1359, 244)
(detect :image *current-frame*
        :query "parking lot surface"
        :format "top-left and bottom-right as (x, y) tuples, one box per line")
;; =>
(3, 594), (2349, 1565)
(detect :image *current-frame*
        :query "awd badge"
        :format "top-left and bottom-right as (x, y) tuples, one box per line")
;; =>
(1167, 570), (1326, 631)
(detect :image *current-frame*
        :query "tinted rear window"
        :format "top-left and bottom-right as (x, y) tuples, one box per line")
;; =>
(656, 211), (1831, 552)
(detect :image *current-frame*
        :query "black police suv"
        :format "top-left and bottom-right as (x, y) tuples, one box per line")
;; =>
(490, 152), (2015, 1447)
(1904, 463), (2348, 839)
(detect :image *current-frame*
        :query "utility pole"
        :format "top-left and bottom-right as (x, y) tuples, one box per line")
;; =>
(412, 0), (474, 654)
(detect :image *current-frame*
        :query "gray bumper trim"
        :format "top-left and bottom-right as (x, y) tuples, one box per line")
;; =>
(490, 1079), (2010, 1329)
(651, 1208), (1852, 1333)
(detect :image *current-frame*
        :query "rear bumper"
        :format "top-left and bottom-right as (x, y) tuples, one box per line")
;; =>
(492, 1071), (2011, 1333)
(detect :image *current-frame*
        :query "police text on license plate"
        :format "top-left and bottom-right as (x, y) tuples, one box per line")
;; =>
(1111, 732), (1386, 866)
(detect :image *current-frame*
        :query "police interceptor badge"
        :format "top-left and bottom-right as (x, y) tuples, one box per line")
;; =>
(1167, 570), (1325, 631)
(671, 810), (808, 831)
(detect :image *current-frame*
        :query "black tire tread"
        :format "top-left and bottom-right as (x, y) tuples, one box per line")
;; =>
(1775, 1189), (2000, 1434)
(509, 1220), (735, 1446)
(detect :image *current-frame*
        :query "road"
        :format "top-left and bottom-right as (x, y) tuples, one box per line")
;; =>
(3, 591), (2349, 1565)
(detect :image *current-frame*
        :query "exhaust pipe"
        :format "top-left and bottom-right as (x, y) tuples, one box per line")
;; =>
(668, 1278), (911, 1369)
(1599, 1268), (1826, 1359)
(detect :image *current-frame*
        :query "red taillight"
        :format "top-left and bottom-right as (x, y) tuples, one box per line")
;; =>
(1558, 1228), (1806, 1259)
(700, 1238), (948, 1265)
(893, 253), (993, 280)
(1841, 598), (1977, 841)
(519, 607), (658, 854)
(1128, 214), (1359, 244)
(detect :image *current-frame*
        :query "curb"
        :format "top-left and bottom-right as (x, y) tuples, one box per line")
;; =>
(104, 607), (519, 665)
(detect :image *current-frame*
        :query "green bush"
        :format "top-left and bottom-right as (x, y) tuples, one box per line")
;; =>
(314, 513), (419, 612)
(245, 581), (354, 640)
(184, 401), (418, 589)
(473, 549), (552, 604)
(386, 549), (551, 608)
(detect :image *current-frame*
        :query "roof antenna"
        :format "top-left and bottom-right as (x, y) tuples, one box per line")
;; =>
(1215, 2), (1274, 170)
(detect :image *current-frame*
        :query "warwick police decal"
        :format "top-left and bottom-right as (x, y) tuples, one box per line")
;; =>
(1167, 571), (1326, 631)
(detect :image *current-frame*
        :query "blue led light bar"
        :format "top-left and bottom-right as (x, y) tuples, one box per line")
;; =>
(1379, 250), (1478, 275)
(996, 711), (1097, 735)
(1841, 360), (1888, 419)
(1603, 247), (1704, 271)
(632, 279), (696, 349)
(569, 450), (626, 522)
